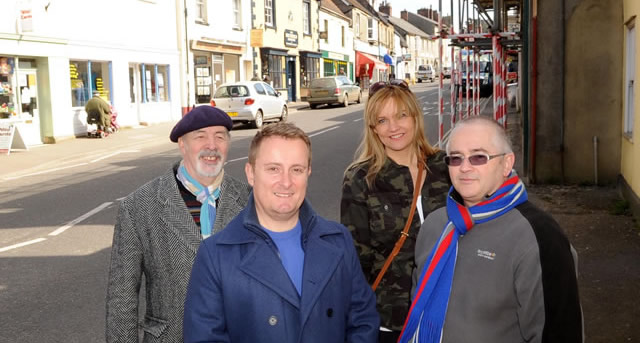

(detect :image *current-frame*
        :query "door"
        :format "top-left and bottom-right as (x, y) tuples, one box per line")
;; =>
(286, 57), (296, 102)
(17, 69), (42, 145)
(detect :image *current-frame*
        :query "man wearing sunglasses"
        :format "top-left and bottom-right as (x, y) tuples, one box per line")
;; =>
(399, 116), (583, 343)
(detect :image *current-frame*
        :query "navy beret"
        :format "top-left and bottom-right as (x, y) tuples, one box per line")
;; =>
(170, 106), (233, 142)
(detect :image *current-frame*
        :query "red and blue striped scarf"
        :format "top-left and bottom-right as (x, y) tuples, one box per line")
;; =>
(398, 171), (527, 343)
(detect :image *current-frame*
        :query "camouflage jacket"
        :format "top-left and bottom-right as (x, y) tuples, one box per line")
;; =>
(340, 150), (451, 330)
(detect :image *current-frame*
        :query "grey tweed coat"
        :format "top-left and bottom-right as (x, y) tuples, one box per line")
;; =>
(106, 162), (251, 343)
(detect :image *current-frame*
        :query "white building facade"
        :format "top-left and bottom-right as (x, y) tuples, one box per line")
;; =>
(0, 0), (182, 144)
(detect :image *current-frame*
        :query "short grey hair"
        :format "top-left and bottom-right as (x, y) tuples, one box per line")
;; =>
(445, 116), (513, 154)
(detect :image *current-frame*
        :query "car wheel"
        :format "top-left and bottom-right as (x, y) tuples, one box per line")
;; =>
(357, 92), (362, 104)
(253, 110), (264, 129)
(280, 106), (288, 122)
(343, 94), (349, 107)
(310, 103), (318, 109)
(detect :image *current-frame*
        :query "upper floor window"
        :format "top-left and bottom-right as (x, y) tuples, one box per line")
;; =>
(232, 0), (241, 28)
(324, 20), (329, 42)
(341, 26), (345, 47)
(265, 0), (274, 27)
(195, 0), (207, 23)
(355, 13), (360, 37)
(303, 0), (311, 34)
(368, 18), (374, 40)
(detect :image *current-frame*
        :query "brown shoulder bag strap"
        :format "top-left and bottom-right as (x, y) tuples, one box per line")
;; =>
(371, 163), (424, 291)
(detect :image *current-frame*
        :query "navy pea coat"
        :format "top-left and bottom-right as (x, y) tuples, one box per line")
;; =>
(184, 195), (379, 343)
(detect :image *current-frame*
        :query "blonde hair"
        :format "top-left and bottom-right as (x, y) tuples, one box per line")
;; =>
(348, 85), (437, 187)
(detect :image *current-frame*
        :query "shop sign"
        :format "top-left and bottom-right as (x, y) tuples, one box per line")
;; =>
(284, 30), (298, 48)
(19, 0), (33, 33)
(327, 52), (345, 61)
(403, 54), (412, 61)
(0, 123), (27, 155)
(250, 29), (263, 48)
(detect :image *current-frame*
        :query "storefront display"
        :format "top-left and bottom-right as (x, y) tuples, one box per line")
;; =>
(0, 57), (17, 119)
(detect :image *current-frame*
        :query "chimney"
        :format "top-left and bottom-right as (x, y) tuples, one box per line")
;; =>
(427, 8), (432, 19)
(379, 2), (391, 16)
(401, 10), (408, 21)
(418, 8), (429, 18)
(433, 11), (439, 22)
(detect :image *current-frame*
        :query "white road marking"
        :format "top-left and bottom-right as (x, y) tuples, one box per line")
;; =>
(353, 118), (363, 122)
(90, 150), (140, 163)
(48, 202), (113, 236)
(0, 238), (47, 253)
(227, 156), (248, 163)
(308, 126), (340, 137)
(2, 163), (89, 181)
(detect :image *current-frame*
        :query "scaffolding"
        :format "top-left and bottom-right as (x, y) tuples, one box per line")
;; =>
(434, 0), (523, 147)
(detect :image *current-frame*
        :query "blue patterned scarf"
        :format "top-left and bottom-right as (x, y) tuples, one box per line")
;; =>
(398, 171), (527, 343)
(176, 164), (222, 239)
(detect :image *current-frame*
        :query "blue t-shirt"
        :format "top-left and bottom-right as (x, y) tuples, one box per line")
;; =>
(263, 221), (305, 295)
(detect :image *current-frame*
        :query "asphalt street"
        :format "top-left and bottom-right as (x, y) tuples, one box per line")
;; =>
(0, 80), (474, 342)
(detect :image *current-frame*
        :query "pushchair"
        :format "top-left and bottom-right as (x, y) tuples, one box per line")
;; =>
(87, 105), (119, 138)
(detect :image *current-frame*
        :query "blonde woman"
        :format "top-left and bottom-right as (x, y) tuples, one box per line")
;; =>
(341, 80), (451, 342)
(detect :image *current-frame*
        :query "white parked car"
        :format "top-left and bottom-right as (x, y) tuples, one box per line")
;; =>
(210, 81), (288, 128)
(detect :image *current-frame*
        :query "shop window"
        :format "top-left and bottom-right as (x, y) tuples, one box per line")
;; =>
(0, 57), (16, 119)
(196, 0), (208, 23)
(139, 63), (170, 103)
(232, 0), (241, 28)
(265, 0), (274, 27)
(264, 54), (285, 89)
(301, 56), (320, 87)
(157, 65), (168, 101)
(303, 0), (311, 35)
(69, 60), (111, 107)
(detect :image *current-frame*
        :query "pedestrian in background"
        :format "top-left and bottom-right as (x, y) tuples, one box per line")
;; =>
(105, 106), (251, 342)
(399, 116), (582, 342)
(340, 80), (450, 342)
(184, 122), (379, 343)
(85, 91), (112, 133)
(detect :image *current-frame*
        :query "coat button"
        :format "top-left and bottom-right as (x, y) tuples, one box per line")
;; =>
(268, 315), (278, 326)
(384, 204), (389, 211)
(326, 308), (333, 317)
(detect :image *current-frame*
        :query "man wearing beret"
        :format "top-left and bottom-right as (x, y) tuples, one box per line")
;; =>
(106, 106), (251, 343)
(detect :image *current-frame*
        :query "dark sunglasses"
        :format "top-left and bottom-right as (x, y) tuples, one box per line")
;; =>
(369, 79), (410, 97)
(444, 153), (506, 166)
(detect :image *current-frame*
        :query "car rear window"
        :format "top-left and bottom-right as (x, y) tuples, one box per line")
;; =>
(310, 78), (335, 88)
(214, 85), (249, 98)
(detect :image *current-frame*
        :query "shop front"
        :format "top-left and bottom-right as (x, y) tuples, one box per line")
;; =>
(191, 41), (243, 106)
(321, 51), (352, 81)
(355, 51), (388, 89)
(0, 56), (43, 147)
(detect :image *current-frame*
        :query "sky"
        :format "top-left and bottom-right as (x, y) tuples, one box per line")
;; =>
(383, 0), (469, 31)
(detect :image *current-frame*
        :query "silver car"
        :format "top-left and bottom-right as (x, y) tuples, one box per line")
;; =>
(307, 76), (362, 109)
(211, 81), (288, 128)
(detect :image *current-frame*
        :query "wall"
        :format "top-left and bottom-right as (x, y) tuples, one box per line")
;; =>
(564, 0), (622, 184)
(621, 0), (640, 215)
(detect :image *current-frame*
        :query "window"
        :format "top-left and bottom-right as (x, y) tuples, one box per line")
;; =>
(139, 63), (170, 103)
(69, 60), (111, 107)
(355, 14), (360, 37)
(232, 0), (241, 28)
(128, 66), (137, 103)
(368, 18), (373, 40)
(300, 55), (320, 87)
(196, 0), (207, 23)
(265, 0), (274, 27)
(195, 55), (211, 104)
(303, 0), (311, 34)
(254, 83), (266, 95)
(324, 20), (329, 43)
(341, 26), (345, 47)
(624, 20), (636, 136)
(264, 83), (277, 96)
(263, 53), (285, 89)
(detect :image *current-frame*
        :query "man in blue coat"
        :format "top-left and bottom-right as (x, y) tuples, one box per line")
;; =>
(184, 122), (379, 343)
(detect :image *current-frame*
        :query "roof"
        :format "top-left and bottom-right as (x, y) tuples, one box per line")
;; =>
(320, 0), (351, 22)
(405, 11), (438, 36)
(387, 15), (430, 38)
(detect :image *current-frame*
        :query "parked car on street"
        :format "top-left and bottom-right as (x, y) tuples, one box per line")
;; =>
(416, 64), (435, 83)
(210, 81), (287, 128)
(442, 66), (452, 79)
(307, 76), (361, 109)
